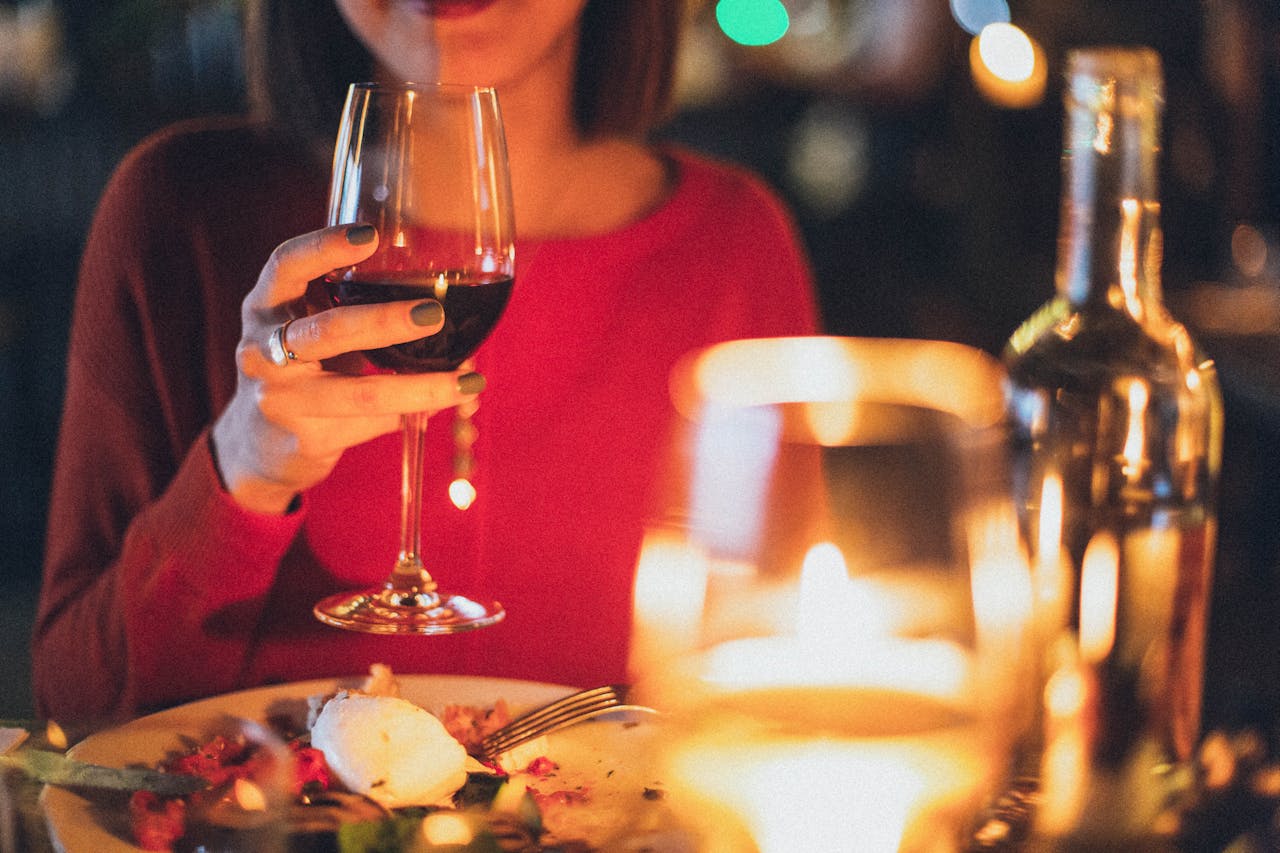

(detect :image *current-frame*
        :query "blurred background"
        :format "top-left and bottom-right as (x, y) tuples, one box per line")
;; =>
(1, 0), (1277, 727)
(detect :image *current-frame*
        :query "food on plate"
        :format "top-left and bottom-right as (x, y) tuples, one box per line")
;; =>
(128, 731), (329, 850)
(441, 697), (512, 751)
(309, 690), (468, 808)
(109, 667), (662, 852)
(441, 699), (550, 773)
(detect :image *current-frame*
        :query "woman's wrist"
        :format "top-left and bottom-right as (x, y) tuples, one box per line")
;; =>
(208, 420), (301, 515)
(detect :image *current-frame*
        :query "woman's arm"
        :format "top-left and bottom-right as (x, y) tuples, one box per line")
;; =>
(32, 127), (479, 720)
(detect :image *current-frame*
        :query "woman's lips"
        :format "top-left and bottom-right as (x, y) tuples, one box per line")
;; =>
(401, 0), (500, 18)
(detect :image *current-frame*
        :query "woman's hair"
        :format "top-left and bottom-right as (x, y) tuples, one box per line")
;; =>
(244, 1), (683, 154)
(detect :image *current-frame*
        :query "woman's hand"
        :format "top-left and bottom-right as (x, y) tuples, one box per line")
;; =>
(210, 224), (484, 515)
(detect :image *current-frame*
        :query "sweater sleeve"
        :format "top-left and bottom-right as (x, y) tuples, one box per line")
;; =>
(32, 129), (303, 721)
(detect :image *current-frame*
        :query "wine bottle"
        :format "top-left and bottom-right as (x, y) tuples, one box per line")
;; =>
(1004, 46), (1223, 848)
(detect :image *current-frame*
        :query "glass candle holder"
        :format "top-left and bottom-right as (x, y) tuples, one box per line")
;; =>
(630, 337), (1036, 853)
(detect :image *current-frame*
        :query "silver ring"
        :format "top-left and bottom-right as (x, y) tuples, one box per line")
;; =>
(267, 319), (299, 367)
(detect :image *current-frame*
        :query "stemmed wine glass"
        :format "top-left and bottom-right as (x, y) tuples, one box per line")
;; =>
(312, 82), (515, 634)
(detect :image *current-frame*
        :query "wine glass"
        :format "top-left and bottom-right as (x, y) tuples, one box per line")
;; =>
(312, 82), (515, 634)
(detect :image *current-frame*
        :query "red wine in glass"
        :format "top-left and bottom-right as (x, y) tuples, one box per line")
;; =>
(325, 269), (515, 373)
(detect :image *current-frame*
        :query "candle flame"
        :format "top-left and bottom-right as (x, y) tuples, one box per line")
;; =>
(701, 544), (973, 701)
(797, 542), (888, 641)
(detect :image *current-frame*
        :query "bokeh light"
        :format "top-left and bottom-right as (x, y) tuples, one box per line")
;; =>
(1231, 222), (1269, 278)
(969, 23), (1047, 108)
(950, 0), (1010, 36)
(978, 23), (1036, 83)
(448, 478), (477, 511)
(716, 0), (790, 47)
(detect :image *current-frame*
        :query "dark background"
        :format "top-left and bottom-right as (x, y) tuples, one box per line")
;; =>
(2, 0), (1278, 732)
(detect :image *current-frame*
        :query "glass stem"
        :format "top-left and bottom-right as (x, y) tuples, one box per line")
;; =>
(393, 411), (437, 593)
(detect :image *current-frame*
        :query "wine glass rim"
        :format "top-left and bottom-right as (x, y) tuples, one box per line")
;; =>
(348, 81), (499, 96)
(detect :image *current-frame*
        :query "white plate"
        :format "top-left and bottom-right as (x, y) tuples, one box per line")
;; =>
(41, 674), (672, 852)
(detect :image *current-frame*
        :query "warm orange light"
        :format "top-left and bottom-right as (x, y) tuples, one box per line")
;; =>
(1231, 222), (1269, 278)
(673, 337), (1006, 430)
(967, 500), (1035, 708)
(701, 543), (971, 701)
(422, 811), (474, 845)
(667, 740), (927, 853)
(802, 399), (860, 446)
(233, 777), (268, 812)
(448, 477), (476, 510)
(1121, 378), (1150, 481)
(1079, 532), (1119, 662)
(979, 23), (1035, 81)
(969, 23), (1047, 108)
(796, 542), (860, 641)
(1033, 472), (1073, 636)
(45, 720), (68, 751)
(1037, 474), (1063, 569)
(1039, 721), (1088, 832)
(1044, 665), (1086, 719)
(629, 529), (710, 683)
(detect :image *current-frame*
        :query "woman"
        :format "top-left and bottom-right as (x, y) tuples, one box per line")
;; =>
(34, 0), (819, 720)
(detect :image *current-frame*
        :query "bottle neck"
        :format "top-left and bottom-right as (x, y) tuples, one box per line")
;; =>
(1055, 50), (1165, 316)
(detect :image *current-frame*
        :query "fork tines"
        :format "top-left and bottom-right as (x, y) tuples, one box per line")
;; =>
(478, 684), (627, 759)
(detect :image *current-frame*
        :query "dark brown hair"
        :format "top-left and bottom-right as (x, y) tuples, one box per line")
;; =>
(244, 1), (682, 155)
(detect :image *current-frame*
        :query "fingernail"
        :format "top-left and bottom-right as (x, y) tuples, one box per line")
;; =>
(410, 300), (443, 326)
(457, 372), (486, 395)
(346, 224), (376, 245)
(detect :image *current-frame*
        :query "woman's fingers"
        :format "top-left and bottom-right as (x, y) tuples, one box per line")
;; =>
(245, 223), (454, 369)
(266, 297), (445, 366)
(251, 224), (378, 310)
(260, 369), (486, 420)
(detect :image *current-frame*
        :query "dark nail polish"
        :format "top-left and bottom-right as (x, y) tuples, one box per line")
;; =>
(346, 224), (376, 245)
(410, 300), (443, 326)
(457, 372), (486, 395)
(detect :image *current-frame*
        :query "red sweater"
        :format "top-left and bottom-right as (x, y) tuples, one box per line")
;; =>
(34, 118), (819, 720)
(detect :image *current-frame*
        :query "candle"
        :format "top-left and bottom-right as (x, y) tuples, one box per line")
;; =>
(652, 544), (1002, 853)
(635, 336), (1030, 852)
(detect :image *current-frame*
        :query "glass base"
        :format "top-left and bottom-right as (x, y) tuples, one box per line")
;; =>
(313, 588), (505, 635)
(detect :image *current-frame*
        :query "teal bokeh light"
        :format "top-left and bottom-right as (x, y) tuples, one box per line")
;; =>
(715, 0), (790, 47)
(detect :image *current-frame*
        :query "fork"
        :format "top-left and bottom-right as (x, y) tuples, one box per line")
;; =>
(476, 684), (656, 761)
